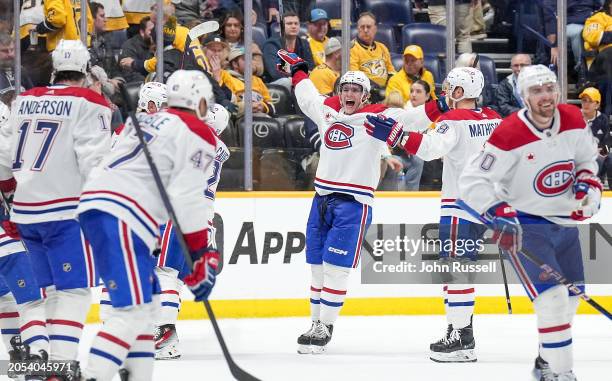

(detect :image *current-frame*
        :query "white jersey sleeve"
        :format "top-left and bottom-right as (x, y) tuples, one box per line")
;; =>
(293, 73), (328, 131)
(0, 102), (13, 181)
(73, 95), (113, 178)
(405, 120), (460, 161)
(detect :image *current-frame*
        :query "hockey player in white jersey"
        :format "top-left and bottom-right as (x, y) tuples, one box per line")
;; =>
(77, 70), (219, 381)
(7, 40), (111, 370)
(365, 67), (502, 362)
(458, 65), (600, 381)
(276, 49), (447, 354)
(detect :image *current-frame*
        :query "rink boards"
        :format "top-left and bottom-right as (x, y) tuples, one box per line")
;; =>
(88, 191), (612, 321)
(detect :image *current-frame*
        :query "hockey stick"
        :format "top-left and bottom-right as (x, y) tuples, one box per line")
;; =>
(119, 84), (261, 381)
(497, 247), (513, 314)
(455, 199), (612, 321)
(180, 20), (220, 69)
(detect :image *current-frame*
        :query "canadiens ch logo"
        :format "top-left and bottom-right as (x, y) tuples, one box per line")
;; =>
(324, 123), (354, 150)
(533, 160), (575, 197)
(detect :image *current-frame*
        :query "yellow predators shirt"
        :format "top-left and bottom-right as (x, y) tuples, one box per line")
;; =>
(220, 70), (273, 114)
(385, 68), (437, 104)
(309, 63), (339, 95)
(583, 11), (612, 53)
(144, 25), (208, 73)
(122, 0), (155, 25)
(96, 0), (128, 31)
(349, 39), (395, 87)
(308, 35), (328, 67)
(41, 0), (92, 51)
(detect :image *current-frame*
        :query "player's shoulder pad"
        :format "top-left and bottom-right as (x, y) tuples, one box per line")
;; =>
(323, 96), (342, 112)
(487, 112), (539, 151)
(437, 108), (477, 122)
(557, 103), (586, 133)
(481, 107), (502, 120)
(166, 109), (217, 147)
(358, 103), (388, 114)
(22, 86), (110, 109)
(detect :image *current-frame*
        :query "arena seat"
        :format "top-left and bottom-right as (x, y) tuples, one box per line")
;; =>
(476, 54), (498, 85)
(217, 147), (245, 190)
(283, 116), (309, 149)
(390, 53), (403, 72)
(252, 23), (268, 49)
(423, 55), (444, 85)
(401, 23), (446, 55)
(350, 23), (398, 54)
(315, 0), (343, 19)
(358, 0), (412, 25)
(121, 81), (142, 111)
(237, 116), (284, 148)
(267, 84), (295, 115)
(218, 119), (238, 148)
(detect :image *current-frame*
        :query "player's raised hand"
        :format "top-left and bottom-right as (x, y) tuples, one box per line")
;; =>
(364, 114), (404, 148)
(571, 173), (602, 220)
(184, 249), (220, 301)
(485, 202), (522, 253)
(276, 49), (309, 76)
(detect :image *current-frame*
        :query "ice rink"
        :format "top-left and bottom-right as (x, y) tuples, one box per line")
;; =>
(6, 314), (604, 381)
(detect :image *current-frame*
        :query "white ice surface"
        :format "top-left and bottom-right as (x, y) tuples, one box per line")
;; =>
(1, 315), (610, 380)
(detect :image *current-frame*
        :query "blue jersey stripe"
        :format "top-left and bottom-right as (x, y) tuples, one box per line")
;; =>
(13, 205), (77, 214)
(90, 348), (123, 366)
(447, 301), (475, 307)
(314, 183), (373, 198)
(79, 197), (157, 237)
(542, 338), (573, 349)
(320, 299), (343, 307)
(127, 352), (155, 358)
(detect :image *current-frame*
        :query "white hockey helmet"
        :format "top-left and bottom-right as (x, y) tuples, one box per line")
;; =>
(339, 70), (371, 96)
(138, 82), (168, 113)
(443, 67), (484, 103)
(205, 103), (230, 135)
(52, 39), (90, 74)
(517, 64), (557, 98)
(166, 70), (214, 120)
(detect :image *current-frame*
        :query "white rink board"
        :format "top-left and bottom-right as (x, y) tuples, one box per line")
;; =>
(199, 195), (612, 301)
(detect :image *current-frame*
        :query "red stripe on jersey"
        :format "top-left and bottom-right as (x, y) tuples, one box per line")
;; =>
(447, 288), (475, 294)
(441, 198), (456, 202)
(0, 312), (19, 318)
(424, 99), (443, 122)
(487, 113), (540, 151)
(292, 70), (310, 87)
(323, 95), (341, 111)
(356, 103), (388, 115)
(21, 86), (110, 109)
(314, 177), (375, 191)
(322, 287), (347, 295)
(21, 320), (46, 330)
(81, 190), (157, 227)
(162, 290), (180, 295)
(13, 197), (80, 206)
(310, 286), (322, 292)
(539, 323), (571, 333)
(438, 107), (501, 122)
(403, 132), (424, 155)
(557, 104), (586, 133)
(98, 331), (131, 349)
(158, 221), (172, 266)
(136, 335), (154, 340)
(122, 223), (142, 305)
(46, 319), (84, 328)
(166, 109), (217, 147)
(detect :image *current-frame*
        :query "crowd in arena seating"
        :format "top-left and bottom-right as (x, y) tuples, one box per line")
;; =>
(0, 0), (610, 190)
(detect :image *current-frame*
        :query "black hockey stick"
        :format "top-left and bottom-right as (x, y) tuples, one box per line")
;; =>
(497, 248), (513, 314)
(456, 199), (612, 321)
(119, 84), (261, 381)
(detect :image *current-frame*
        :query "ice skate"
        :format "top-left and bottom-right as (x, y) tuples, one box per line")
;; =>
(154, 324), (181, 360)
(556, 371), (577, 381)
(297, 321), (318, 354)
(429, 323), (476, 363)
(310, 322), (333, 354)
(532, 356), (556, 381)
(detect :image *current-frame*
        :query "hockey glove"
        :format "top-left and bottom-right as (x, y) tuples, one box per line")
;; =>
(276, 49), (309, 76)
(436, 94), (450, 114)
(364, 114), (404, 148)
(184, 249), (220, 301)
(571, 172), (602, 221)
(485, 202), (522, 253)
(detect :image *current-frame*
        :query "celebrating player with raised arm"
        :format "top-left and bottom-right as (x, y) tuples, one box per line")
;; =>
(458, 65), (601, 381)
(365, 67), (502, 363)
(7, 39), (111, 370)
(77, 70), (219, 380)
(276, 49), (447, 355)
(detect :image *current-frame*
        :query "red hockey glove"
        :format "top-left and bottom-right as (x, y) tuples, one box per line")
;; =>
(1, 220), (19, 239)
(276, 49), (309, 76)
(184, 249), (219, 301)
(571, 172), (602, 221)
(485, 202), (522, 253)
(364, 114), (404, 148)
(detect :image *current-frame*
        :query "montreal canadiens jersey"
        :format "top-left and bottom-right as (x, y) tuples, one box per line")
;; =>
(293, 71), (433, 206)
(403, 107), (502, 223)
(9, 86), (112, 224)
(78, 109), (217, 249)
(459, 104), (599, 224)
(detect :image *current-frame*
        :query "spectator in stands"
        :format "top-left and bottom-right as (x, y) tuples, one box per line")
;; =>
(198, 0), (242, 23)
(89, 2), (123, 88)
(495, 53), (531, 116)
(262, 11), (315, 85)
(350, 11), (395, 90)
(88, 65), (123, 130)
(307, 8), (330, 67)
(579, 87), (610, 182)
(123, 0), (155, 38)
(32, 0), (88, 51)
(385, 45), (436, 106)
(221, 47), (275, 116)
(98, 0), (129, 49)
(216, 12), (265, 76)
(471, 0), (487, 40)
(265, 0), (315, 23)
(202, 33), (230, 82)
(406, 79), (432, 110)
(118, 16), (154, 83)
(583, 0), (612, 112)
(309, 37), (341, 96)
(542, 0), (600, 80)
(427, 0), (473, 53)
(0, 32), (33, 102)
